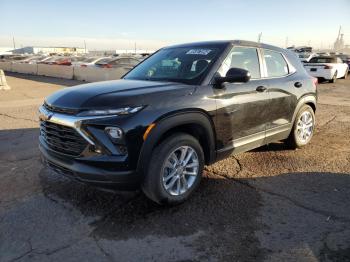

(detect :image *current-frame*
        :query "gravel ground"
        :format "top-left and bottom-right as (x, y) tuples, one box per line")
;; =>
(0, 73), (349, 262)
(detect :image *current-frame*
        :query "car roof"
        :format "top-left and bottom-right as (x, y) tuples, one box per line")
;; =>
(164, 40), (285, 52)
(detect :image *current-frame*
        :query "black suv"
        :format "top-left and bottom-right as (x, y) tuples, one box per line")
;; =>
(39, 40), (317, 204)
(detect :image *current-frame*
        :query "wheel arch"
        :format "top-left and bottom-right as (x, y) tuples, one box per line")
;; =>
(136, 110), (216, 177)
(292, 95), (317, 124)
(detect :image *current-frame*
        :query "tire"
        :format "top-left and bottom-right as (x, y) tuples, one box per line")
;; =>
(142, 133), (204, 205)
(286, 105), (315, 149)
(341, 69), (348, 79)
(330, 71), (337, 83)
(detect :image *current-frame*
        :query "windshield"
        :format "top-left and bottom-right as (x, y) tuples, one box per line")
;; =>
(124, 47), (221, 84)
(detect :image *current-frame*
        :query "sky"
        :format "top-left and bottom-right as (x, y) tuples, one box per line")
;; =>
(0, 0), (349, 51)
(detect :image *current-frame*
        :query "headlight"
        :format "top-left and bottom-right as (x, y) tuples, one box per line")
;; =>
(77, 106), (144, 117)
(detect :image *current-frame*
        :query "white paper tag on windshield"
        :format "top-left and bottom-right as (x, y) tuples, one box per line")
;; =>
(186, 49), (212, 55)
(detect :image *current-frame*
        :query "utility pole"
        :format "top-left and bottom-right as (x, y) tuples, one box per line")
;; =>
(134, 42), (136, 54)
(257, 32), (262, 43)
(12, 36), (16, 49)
(84, 40), (87, 54)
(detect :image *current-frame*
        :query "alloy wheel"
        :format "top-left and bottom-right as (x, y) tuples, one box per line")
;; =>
(162, 146), (199, 196)
(296, 111), (314, 143)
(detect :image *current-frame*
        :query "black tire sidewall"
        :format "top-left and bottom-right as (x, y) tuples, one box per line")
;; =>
(142, 133), (204, 205)
(292, 105), (315, 147)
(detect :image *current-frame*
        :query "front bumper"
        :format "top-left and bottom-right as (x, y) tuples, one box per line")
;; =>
(39, 141), (141, 190)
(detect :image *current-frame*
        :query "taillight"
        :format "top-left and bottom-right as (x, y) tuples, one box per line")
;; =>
(312, 77), (318, 88)
(103, 64), (112, 68)
(81, 64), (87, 67)
(324, 65), (333, 69)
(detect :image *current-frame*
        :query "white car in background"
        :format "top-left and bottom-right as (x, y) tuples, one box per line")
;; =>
(298, 52), (317, 63)
(72, 57), (110, 67)
(304, 56), (349, 83)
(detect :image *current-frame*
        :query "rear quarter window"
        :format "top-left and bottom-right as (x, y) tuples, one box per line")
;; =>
(263, 49), (289, 77)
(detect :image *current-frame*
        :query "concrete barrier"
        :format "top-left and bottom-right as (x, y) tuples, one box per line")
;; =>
(12, 63), (38, 74)
(0, 62), (12, 71)
(37, 64), (74, 79)
(0, 62), (129, 82)
(73, 66), (128, 82)
(0, 70), (11, 90)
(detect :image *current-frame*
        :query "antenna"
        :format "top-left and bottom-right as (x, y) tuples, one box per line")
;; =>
(257, 32), (262, 43)
(337, 26), (342, 40)
(12, 36), (16, 49)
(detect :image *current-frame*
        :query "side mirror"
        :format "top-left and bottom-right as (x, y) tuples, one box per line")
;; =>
(215, 68), (251, 86)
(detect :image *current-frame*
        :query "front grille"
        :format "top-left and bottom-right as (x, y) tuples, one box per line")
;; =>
(44, 102), (79, 115)
(40, 121), (88, 156)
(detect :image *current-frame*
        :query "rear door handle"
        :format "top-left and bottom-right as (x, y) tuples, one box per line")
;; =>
(294, 82), (302, 88)
(256, 86), (267, 92)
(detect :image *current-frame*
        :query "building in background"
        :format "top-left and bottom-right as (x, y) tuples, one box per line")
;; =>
(10, 46), (87, 55)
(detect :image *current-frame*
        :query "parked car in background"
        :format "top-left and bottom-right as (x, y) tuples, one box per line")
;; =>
(70, 56), (88, 66)
(20, 56), (48, 64)
(95, 57), (140, 69)
(317, 52), (330, 56)
(38, 56), (72, 66)
(39, 40), (317, 205)
(298, 52), (317, 63)
(37, 56), (59, 65)
(336, 54), (350, 68)
(74, 57), (111, 67)
(304, 56), (349, 82)
(288, 46), (312, 53)
(4, 55), (30, 62)
(37, 56), (54, 64)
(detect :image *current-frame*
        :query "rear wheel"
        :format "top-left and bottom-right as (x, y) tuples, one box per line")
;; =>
(286, 105), (315, 149)
(341, 69), (348, 79)
(330, 71), (337, 83)
(142, 133), (204, 205)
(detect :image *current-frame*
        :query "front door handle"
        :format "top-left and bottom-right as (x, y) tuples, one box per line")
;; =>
(294, 82), (302, 88)
(256, 86), (267, 92)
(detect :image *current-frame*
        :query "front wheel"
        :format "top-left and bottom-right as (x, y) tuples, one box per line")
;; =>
(142, 133), (204, 205)
(286, 105), (315, 149)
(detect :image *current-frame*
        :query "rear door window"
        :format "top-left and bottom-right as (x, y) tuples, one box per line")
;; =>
(263, 50), (289, 77)
(218, 46), (261, 79)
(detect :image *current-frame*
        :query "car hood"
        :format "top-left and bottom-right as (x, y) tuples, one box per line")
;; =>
(45, 79), (195, 110)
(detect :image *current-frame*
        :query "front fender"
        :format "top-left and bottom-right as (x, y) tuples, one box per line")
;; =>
(136, 111), (216, 177)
